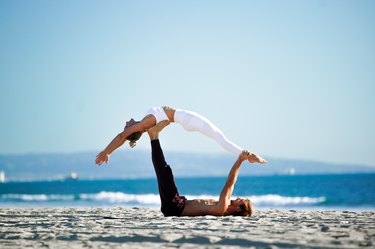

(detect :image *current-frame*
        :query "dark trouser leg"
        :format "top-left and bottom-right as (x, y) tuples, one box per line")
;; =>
(151, 139), (179, 202)
(151, 139), (185, 216)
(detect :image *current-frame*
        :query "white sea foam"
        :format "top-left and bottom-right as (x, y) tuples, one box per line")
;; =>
(0, 192), (326, 207)
(185, 194), (325, 206)
(79, 192), (325, 207)
(80, 192), (161, 205)
(249, 194), (326, 207)
(1, 194), (75, 202)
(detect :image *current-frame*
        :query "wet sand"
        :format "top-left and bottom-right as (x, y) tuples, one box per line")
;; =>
(1, 207), (374, 248)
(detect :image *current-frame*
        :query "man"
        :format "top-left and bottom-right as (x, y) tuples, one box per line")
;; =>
(149, 120), (256, 217)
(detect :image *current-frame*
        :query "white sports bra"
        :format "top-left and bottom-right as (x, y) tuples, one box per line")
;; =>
(145, 107), (170, 123)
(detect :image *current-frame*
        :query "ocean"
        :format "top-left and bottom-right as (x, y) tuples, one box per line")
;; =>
(1, 174), (374, 211)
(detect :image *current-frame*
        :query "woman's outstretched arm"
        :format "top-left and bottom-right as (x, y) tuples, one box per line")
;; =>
(95, 115), (156, 165)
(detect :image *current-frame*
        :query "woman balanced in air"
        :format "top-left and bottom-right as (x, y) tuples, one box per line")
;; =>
(95, 106), (267, 165)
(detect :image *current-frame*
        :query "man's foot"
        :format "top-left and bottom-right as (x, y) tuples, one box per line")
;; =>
(248, 153), (267, 164)
(148, 121), (170, 140)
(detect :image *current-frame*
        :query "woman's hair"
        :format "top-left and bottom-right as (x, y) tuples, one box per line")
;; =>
(127, 132), (143, 148)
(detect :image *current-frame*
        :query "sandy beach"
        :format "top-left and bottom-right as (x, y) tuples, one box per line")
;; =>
(0, 207), (374, 249)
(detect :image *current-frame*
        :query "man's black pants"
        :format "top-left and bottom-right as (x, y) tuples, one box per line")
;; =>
(151, 139), (186, 216)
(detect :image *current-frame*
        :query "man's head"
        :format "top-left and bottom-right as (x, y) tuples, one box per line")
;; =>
(225, 197), (253, 217)
(124, 118), (143, 148)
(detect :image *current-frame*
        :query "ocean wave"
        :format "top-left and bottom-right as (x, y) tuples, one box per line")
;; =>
(0, 194), (76, 202)
(185, 194), (325, 206)
(249, 194), (326, 207)
(80, 192), (161, 205)
(0, 192), (326, 207)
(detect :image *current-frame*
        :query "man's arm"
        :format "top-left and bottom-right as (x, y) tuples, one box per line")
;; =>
(213, 151), (250, 215)
(182, 151), (250, 216)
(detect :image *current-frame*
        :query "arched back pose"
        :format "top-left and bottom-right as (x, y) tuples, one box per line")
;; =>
(145, 121), (254, 217)
(95, 106), (267, 165)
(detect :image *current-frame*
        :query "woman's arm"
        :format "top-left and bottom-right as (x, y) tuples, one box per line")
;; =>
(95, 132), (127, 165)
(95, 115), (156, 165)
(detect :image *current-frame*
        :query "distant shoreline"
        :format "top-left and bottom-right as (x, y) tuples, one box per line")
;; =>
(1, 172), (375, 183)
(1, 151), (374, 181)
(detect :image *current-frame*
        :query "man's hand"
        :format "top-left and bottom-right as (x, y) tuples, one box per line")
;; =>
(239, 150), (251, 162)
(95, 151), (110, 166)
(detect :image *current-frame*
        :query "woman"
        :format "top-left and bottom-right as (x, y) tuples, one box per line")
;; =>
(95, 106), (267, 165)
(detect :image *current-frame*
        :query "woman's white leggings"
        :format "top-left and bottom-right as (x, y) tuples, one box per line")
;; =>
(174, 109), (243, 155)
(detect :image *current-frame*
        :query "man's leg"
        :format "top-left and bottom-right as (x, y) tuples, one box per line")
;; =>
(149, 122), (179, 200)
(148, 121), (185, 216)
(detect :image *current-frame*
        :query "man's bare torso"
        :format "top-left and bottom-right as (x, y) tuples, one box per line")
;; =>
(181, 199), (220, 216)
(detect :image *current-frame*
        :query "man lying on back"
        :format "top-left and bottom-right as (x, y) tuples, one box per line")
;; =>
(148, 121), (256, 217)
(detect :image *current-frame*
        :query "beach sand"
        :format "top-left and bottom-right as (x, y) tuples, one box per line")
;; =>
(0, 207), (374, 249)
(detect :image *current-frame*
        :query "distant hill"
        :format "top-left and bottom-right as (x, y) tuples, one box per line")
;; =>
(0, 150), (374, 181)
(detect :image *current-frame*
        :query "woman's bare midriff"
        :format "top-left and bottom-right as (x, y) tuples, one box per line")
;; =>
(162, 106), (176, 122)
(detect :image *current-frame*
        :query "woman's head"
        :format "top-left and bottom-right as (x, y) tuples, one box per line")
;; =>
(127, 131), (143, 148)
(124, 118), (143, 148)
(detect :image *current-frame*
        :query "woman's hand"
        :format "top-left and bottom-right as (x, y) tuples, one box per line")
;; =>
(95, 151), (110, 166)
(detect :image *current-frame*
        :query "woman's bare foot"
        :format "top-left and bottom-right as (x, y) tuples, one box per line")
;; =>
(248, 152), (267, 164)
(147, 121), (170, 140)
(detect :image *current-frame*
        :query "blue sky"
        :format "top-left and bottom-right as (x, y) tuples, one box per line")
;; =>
(1, 0), (374, 166)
